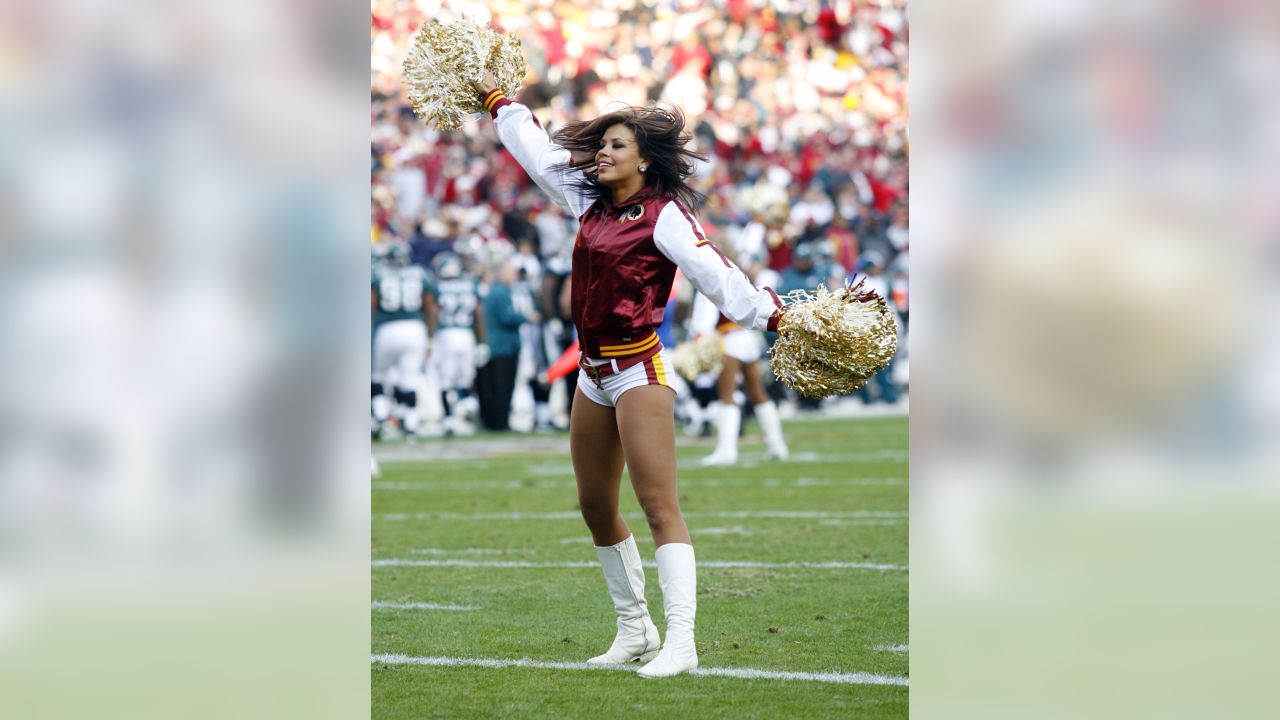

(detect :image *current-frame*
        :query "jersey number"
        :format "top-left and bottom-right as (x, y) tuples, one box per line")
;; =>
(379, 275), (422, 313)
(439, 291), (475, 328)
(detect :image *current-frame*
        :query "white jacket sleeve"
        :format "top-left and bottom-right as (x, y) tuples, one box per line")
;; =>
(655, 201), (785, 332)
(491, 101), (594, 218)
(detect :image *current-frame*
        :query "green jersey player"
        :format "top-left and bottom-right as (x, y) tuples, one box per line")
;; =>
(371, 241), (432, 438)
(428, 251), (486, 435)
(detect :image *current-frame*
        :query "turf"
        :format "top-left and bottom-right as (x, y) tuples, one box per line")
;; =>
(372, 416), (908, 719)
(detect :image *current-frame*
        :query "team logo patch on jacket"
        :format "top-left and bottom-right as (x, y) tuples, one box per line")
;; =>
(619, 205), (645, 224)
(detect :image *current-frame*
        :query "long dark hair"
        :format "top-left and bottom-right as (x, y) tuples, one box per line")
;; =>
(551, 104), (707, 210)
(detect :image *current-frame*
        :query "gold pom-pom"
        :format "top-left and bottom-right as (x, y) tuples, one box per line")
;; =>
(736, 182), (791, 227)
(402, 18), (528, 131)
(670, 334), (726, 381)
(769, 279), (899, 399)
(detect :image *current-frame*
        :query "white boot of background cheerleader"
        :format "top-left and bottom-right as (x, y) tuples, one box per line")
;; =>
(700, 403), (740, 466)
(754, 400), (790, 461)
(638, 543), (699, 678)
(587, 535), (661, 664)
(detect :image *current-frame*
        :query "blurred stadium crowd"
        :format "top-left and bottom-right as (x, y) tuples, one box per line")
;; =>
(370, 0), (909, 436)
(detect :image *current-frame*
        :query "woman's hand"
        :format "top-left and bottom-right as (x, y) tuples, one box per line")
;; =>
(771, 311), (790, 337)
(472, 72), (498, 101)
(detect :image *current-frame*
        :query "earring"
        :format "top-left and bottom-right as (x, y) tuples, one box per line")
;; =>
(640, 165), (647, 173)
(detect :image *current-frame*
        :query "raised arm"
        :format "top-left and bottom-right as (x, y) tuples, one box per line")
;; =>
(654, 201), (785, 333)
(473, 75), (593, 218)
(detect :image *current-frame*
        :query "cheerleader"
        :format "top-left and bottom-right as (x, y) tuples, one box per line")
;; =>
(474, 74), (786, 678)
(690, 291), (789, 466)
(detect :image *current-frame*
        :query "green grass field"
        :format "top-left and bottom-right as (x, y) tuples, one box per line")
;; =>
(372, 415), (908, 719)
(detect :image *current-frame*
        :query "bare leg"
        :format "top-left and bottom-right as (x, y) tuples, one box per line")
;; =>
(717, 356), (742, 403)
(574, 385), (660, 664)
(742, 360), (770, 405)
(616, 385), (690, 546)
(570, 385), (630, 545)
(620, 386), (700, 679)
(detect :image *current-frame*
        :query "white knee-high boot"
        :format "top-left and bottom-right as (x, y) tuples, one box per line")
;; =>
(587, 535), (661, 664)
(700, 403), (740, 466)
(638, 543), (698, 678)
(754, 400), (789, 461)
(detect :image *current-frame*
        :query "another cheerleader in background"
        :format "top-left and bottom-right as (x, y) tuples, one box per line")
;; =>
(690, 290), (789, 466)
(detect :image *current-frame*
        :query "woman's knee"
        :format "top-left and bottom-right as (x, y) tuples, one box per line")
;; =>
(637, 499), (679, 533)
(578, 493), (617, 530)
(717, 374), (737, 401)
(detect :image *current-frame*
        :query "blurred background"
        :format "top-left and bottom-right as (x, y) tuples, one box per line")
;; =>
(369, 0), (909, 440)
(911, 0), (1280, 717)
(0, 0), (1276, 717)
(0, 1), (370, 718)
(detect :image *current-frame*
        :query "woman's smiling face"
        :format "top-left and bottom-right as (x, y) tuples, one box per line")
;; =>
(595, 124), (647, 184)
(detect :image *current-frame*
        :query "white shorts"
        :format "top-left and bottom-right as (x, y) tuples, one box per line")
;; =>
(434, 327), (477, 391)
(373, 319), (428, 390)
(723, 328), (765, 364)
(577, 350), (675, 408)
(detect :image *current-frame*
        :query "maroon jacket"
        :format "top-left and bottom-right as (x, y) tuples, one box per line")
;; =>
(570, 186), (680, 358)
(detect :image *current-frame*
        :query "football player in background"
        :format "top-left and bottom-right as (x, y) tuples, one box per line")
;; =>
(371, 240), (432, 438)
(427, 251), (486, 436)
(511, 239), (558, 432)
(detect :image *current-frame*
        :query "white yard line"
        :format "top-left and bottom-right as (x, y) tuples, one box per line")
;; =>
(695, 525), (753, 536)
(371, 653), (908, 686)
(409, 547), (528, 556)
(736, 450), (908, 465)
(373, 559), (906, 571)
(697, 510), (907, 519)
(793, 477), (906, 487)
(524, 464), (577, 476)
(377, 510), (906, 522)
(875, 644), (909, 653)
(376, 559), (599, 568)
(375, 480), (573, 491)
(371, 601), (479, 611)
(558, 536), (654, 544)
(818, 518), (907, 526)
(375, 477), (905, 491)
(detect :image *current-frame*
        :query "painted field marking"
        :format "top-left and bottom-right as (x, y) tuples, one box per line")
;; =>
(818, 518), (907, 526)
(375, 479), (572, 491)
(875, 644), (909, 653)
(377, 510), (906, 522)
(373, 559), (906, 571)
(375, 477), (905, 491)
(788, 450), (908, 462)
(371, 653), (908, 687)
(409, 547), (529, 556)
(728, 450), (908, 468)
(793, 477), (906, 487)
(371, 601), (479, 611)
(374, 480), (897, 491)
(374, 438), (906, 465)
(696, 525), (753, 536)
(558, 536), (653, 545)
(559, 521), (867, 540)
(524, 463), (577, 476)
